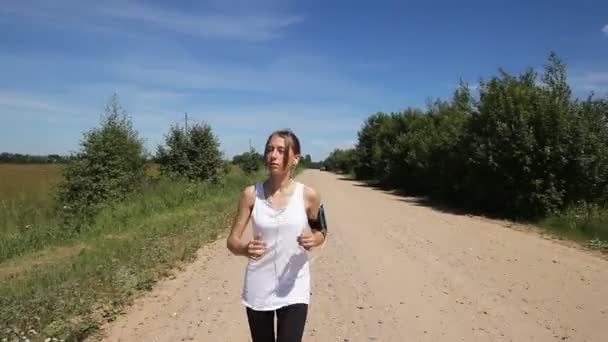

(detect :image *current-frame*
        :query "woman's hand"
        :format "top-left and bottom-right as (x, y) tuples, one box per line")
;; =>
(246, 233), (266, 260)
(297, 231), (324, 251)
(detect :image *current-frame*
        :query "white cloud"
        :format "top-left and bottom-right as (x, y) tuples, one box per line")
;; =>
(0, 92), (59, 112)
(110, 53), (381, 102)
(0, 1), (377, 160)
(579, 71), (608, 84)
(0, 0), (303, 42)
(602, 24), (608, 35)
(0, 91), (91, 121)
(570, 71), (608, 93)
(100, 3), (303, 41)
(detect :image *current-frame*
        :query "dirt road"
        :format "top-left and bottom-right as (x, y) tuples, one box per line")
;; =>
(97, 170), (608, 341)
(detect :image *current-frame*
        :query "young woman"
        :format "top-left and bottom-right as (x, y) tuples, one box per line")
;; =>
(227, 129), (327, 342)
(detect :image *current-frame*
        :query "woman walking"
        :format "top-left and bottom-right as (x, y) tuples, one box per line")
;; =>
(227, 129), (327, 342)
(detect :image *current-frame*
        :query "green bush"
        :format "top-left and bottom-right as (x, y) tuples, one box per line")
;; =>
(562, 97), (608, 206)
(392, 86), (473, 198)
(156, 122), (223, 182)
(353, 112), (402, 181)
(56, 94), (147, 228)
(329, 52), (608, 219)
(232, 147), (264, 174)
(324, 148), (357, 175)
(465, 53), (608, 217)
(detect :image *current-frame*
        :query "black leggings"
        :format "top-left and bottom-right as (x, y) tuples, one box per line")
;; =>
(246, 303), (308, 342)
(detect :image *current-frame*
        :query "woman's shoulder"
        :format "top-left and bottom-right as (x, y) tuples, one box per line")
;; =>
(240, 183), (258, 205)
(300, 182), (321, 204)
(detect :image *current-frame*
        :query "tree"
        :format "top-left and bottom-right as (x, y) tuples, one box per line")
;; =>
(57, 94), (147, 227)
(324, 148), (357, 174)
(348, 52), (608, 218)
(462, 52), (598, 216)
(353, 112), (395, 180)
(156, 122), (223, 182)
(232, 147), (264, 174)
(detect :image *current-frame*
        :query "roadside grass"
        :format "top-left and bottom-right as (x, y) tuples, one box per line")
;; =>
(0, 166), (260, 341)
(538, 203), (608, 253)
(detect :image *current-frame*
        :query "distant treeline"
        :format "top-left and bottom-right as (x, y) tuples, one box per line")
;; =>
(231, 149), (322, 174)
(0, 153), (72, 164)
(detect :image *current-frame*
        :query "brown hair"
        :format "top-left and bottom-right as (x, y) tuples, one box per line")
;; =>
(264, 129), (301, 174)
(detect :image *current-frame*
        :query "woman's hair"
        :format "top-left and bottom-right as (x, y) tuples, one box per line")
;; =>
(264, 129), (301, 173)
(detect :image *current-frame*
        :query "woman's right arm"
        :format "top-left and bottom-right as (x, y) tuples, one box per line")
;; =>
(226, 185), (256, 256)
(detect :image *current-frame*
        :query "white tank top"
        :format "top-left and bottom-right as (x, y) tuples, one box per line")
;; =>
(241, 181), (311, 311)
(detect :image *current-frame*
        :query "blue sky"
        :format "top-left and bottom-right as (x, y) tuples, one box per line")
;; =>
(1, 0), (607, 161)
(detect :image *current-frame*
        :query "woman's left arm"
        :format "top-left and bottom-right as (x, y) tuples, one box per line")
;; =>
(298, 185), (326, 250)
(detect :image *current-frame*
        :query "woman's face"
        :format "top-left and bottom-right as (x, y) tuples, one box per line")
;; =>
(265, 135), (297, 176)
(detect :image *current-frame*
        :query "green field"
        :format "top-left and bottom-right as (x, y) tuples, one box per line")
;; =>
(0, 163), (259, 341)
(0, 164), (63, 238)
(0, 163), (162, 262)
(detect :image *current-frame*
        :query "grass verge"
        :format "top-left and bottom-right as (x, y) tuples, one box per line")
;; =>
(537, 203), (608, 252)
(0, 167), (259, 342)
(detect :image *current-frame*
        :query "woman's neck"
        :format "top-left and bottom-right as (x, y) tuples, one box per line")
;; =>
(266, 175), (293, 194)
